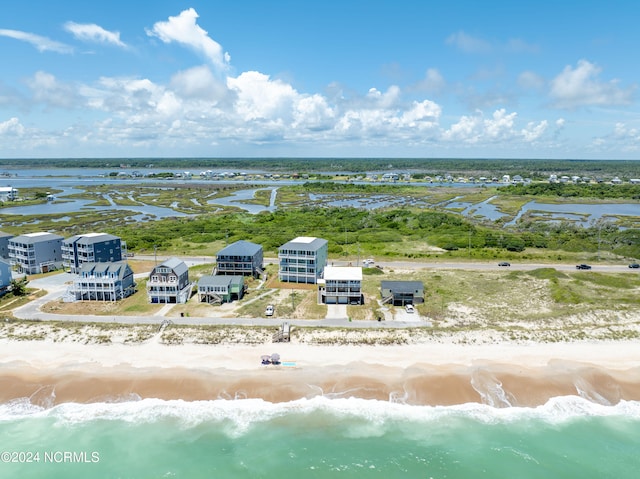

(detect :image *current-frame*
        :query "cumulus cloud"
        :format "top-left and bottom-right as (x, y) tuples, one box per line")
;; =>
(64, 22), (127, 48)
(446, 31), (491, 53)
(26, 71), (79, 108)
(416, 68), (446, 93)
(227, 71), (297, 121)
(0, 29), (72, 53)
(521, 120), (548, 142)
(549, 59), (635, 109)
(147, 8), (229, 72)
(0, 117), (25, 136)
(613, 122), (640, 142)
(443, 108), (546, 144)
(170, 65), (230, 102)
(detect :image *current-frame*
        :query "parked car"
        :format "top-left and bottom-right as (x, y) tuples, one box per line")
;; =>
(498, 261), (511, 267)
(576, 264), (592, 270)
(629, 263), (640, 269)
(405, 304), (415, 313)
(265, 305), (274, 316)
(362, 259), (375, 267)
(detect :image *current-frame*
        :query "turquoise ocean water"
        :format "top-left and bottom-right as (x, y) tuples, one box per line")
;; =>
(1, 396), (639, 478)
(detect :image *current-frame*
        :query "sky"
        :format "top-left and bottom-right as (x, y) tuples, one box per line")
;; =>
(0, 0), (639, 160)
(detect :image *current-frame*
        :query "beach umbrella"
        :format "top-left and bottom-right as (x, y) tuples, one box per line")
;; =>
(270, 353), (280, 363)
(261, 355), (271, 364)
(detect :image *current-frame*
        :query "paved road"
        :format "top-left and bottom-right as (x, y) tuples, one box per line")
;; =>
(12, 259), (637, 329)
(138, 254), (638, 274)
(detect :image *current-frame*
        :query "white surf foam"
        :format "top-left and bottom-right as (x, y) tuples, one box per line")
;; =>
(1, 395), (639, 434)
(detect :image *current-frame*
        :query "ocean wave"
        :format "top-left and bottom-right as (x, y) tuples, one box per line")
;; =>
(1, 395), (640, 435)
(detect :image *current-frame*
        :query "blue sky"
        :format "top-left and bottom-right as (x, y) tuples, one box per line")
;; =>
(1, 0), (639, 159)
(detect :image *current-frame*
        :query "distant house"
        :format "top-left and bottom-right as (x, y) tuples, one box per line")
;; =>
(0, 232), (14, 260)
(147, 257), (192, 303)
(318, 266), (362, 305)
(8, 232), (64, 274)
(0, 186), (17, 202)
(197, 275), (245, 304)
(69, 261), (135, 302)
(380, 281), (424, 306)
(216, 240), (263, 278)
(62, 233), (126, 274)
(0, 259), (12, 295)
(278, 236), (328, 284)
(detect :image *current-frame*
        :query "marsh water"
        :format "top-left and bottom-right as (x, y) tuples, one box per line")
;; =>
(1, 168), (639, 225)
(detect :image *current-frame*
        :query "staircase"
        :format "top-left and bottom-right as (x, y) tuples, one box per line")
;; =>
(272, 322), (290, 343)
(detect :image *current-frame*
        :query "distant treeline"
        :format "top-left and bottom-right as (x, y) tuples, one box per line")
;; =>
(3, 157), (640, 178)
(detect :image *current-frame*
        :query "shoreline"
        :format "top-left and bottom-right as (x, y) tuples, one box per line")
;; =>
(2, 339), (640, 408)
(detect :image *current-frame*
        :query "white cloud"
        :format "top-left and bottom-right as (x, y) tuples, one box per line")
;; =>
(521, 120), (548, 142)
(0, 117), (24, 136)
(64, 22), (127, 48)
(613, 122), (640, 142)
(400, 100), (441, 129)
(292, 94), (335, 131)
(416, 68), (446, 93)
(0, 29), (72, 53)
(227, 71), (297, 121)
(26, 71), (78, 108)
(170, 65), (229, 102)
(549, 59), (635, 109)
(443, 108), (546, 144)
(147, 8), (229, 72)
(446, 31), (491, 53)
(484, 109), (517, 140)
(366, 85), (401, 108)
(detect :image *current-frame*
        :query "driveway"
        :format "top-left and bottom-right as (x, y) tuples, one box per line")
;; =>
(325, 304), (348, 319)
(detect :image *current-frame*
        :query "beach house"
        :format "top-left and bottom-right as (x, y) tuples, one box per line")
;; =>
(318, 266), (363, 305)
(69, 261), (135, 301)
(0, 259), (12, 296)
(278, 236), (328, 284)
(380, 280), (424, 306)
(147, 257), (192, 303)
(62, 233), (126, 274)
(8, 232), (64, 274)
(215, 240), (263, 278)
(0, 186), (17, 202)
(0, 232), (14, 260)
(197, 275), (245, 304)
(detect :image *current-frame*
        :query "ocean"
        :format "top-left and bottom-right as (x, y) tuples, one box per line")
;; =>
(1, 396), (639, 478)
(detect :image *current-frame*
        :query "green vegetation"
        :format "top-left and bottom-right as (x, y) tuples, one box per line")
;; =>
(500, 182), (640, 199)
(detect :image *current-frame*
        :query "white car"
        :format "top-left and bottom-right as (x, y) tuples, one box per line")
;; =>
(405, 304), (415, 313)
(265, 305), (274, 316)
(362, 259), (375, 267)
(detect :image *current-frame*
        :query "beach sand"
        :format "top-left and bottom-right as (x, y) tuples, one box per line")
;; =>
(2, 338), (640, 407)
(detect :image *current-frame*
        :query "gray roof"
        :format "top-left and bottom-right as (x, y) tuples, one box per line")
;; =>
(64, 233), (120, 245)
(279, 236), (328, 251)
(198, 275), (244, 287)
(381, 280), (424, 293)
(78, 261), (132, 279)
(217, 240), (262, 257)
(10, 232), (63, 244)
(156, 257), (188, 276)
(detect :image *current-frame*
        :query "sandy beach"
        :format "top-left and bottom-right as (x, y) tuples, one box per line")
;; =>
(2, 338), (640, 408)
